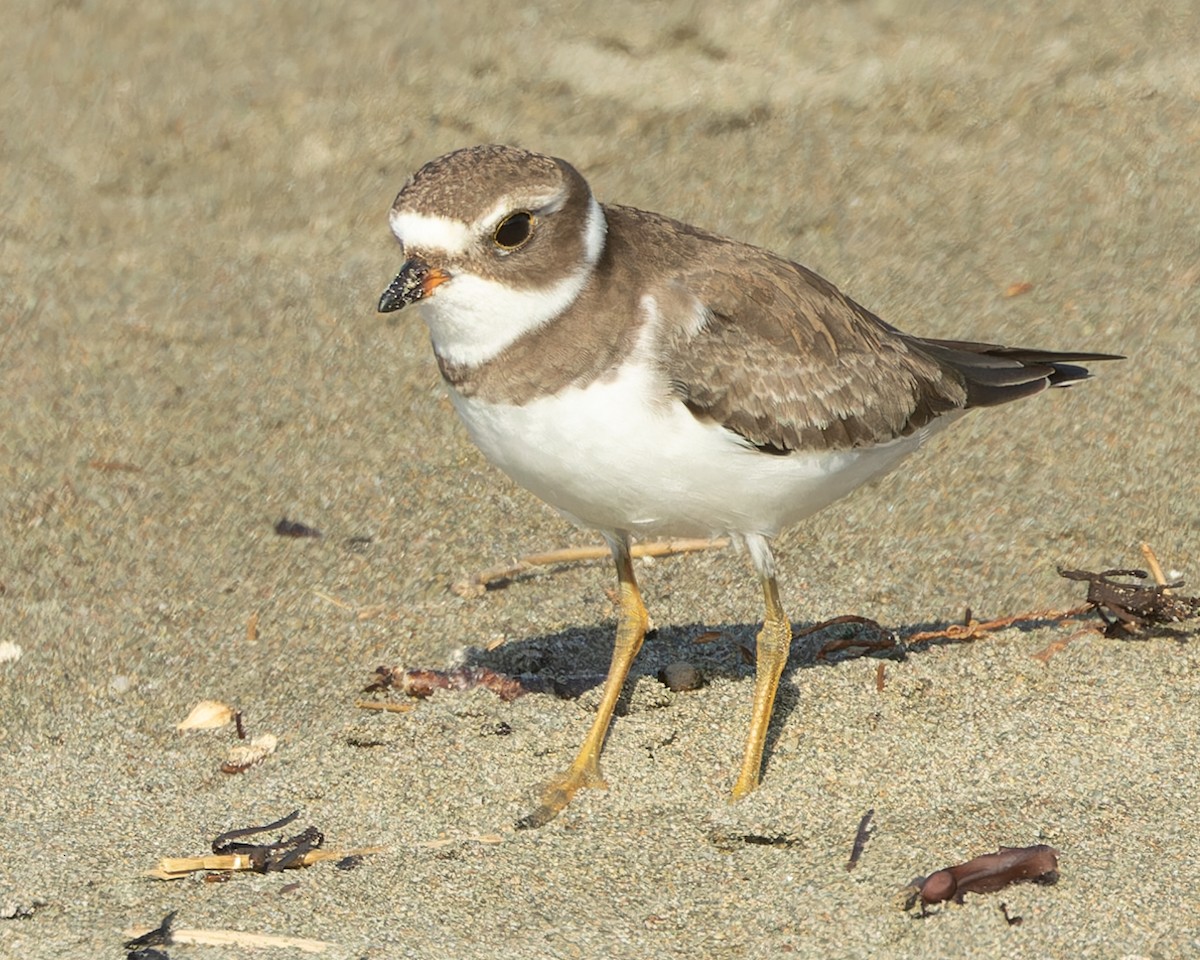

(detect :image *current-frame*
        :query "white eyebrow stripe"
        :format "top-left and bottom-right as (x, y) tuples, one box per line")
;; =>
(389, 210), (473, 255)
(474, 188), (569, 235)
(391, 187), (569, 257)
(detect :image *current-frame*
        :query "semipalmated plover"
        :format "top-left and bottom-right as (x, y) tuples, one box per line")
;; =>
(378, 144), (1120, 828)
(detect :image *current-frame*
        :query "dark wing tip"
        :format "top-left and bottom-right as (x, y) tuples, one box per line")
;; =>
(908, 341), (1124, 409)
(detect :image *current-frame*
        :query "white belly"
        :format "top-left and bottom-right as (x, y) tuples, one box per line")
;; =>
(449, 361), (943, 539)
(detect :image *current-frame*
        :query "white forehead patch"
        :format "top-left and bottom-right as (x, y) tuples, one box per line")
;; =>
(389, 210), (473, 256)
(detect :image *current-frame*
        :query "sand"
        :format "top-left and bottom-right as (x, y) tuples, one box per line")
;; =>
(2, 1), (1198, 957)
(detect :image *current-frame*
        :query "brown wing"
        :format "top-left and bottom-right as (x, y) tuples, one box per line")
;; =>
(660, 256), (968, 452)
(659, 255), (1121, 453)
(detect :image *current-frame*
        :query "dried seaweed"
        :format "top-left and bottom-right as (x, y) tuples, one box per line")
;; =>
(362, 665), (602, 702)
(905, 844), (1059, 912)
(847, 808), (875, 871)
(274, 517), (322, 538)
(151, 809), (381, 880)
(124, 910), (175, 954)
(210, 810), (324, 873)
(1058, 567), (1200, 636)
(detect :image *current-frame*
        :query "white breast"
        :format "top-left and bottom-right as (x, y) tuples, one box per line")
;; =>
(448, 357), (941, 539)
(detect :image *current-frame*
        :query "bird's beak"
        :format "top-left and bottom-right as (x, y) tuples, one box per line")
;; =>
(377, 256), (451, 313)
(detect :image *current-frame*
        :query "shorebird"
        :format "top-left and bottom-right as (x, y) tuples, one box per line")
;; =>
(378, 145), (1121, 827)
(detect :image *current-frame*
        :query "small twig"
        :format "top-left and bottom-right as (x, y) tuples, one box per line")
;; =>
(312, 590), (353, 610)
(123, 923), (332, 952)
(414, 832), (505, 849)
(151, 846), (383, 880)
(452, 537), (730, 597)
(1140, 542), (1171, 594)
(354, 699), (416, 713)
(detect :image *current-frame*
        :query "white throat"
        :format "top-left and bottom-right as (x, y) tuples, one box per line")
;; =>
(415, 196), (607, 369)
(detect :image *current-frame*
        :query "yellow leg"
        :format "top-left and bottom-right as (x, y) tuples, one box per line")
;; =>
(731, 572), (792, 800)
(516, 536), (649, 829)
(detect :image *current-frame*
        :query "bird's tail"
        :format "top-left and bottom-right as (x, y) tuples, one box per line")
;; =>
(909, 337), (1124, 408)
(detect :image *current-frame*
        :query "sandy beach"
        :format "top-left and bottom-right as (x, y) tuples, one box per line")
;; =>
(2, 1), (1198, 957)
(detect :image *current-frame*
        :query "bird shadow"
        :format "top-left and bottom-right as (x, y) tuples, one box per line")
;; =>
(461, 615), (919, 779)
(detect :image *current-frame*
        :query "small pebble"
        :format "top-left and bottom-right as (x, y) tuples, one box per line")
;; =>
(658, 660), (703, 692)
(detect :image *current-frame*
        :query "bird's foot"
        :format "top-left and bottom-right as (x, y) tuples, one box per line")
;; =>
(515, 760), (608, 830)
(730, 769), (761, 802)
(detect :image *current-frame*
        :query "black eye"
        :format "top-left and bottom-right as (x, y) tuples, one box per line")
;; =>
(493, 211), (533, 250)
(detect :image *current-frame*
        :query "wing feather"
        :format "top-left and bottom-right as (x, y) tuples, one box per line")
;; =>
(659, 258), (967, 452)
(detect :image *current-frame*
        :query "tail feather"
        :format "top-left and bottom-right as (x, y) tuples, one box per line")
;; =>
(909, 337), (1123, 408)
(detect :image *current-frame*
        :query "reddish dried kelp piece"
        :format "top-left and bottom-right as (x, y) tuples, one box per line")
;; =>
(1059, 567), (1200, 636)
(908, 845), (1059, 909)
(364, 665), (603, 702)
(905, 606), (1090, 646)
(804, 615), (901, 661)
(364, 666), (531, 701)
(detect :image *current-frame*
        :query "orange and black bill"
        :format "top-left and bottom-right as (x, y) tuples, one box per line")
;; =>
(378, 257), (448, 313)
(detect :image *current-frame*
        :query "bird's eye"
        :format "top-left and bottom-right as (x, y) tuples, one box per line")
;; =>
(493, 211), (534, 250)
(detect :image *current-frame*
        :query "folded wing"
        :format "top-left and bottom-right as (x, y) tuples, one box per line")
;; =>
(660, 256), (1121, 453)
